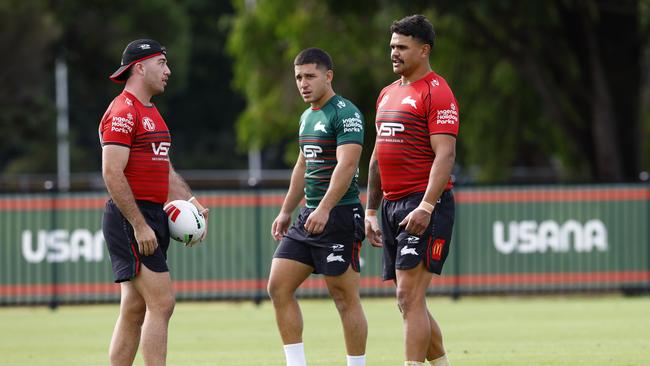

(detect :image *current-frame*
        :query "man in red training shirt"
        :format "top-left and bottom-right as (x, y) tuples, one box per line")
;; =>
(365, 15), (459, 366)
(99, 39), (208, 366)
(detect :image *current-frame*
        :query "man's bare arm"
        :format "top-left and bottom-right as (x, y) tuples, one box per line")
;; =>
(102, 145), (157, 255)
(366, 143), (382, 211)
(168, 163), (209, 243)
(365, 143), (383, 247)
(317, 143), (362, 211)
(278, 153), (307, 215)
(399, 134), (456, 235)
(272, 153), (307, 240)
(421, 134), (456, 207)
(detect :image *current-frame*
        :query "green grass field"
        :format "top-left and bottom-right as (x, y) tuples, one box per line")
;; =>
(1, 296), (649, 365)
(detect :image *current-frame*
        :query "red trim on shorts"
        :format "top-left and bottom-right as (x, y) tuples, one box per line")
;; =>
(351, 241), (361, 271)
(130, 243), (140, 276)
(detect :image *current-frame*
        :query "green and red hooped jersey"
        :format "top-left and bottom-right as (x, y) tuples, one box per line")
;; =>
(298, 95), (364, 208)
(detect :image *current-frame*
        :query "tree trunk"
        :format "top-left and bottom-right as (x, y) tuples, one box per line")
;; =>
(583, 11), (625, 181)
(594, 0), (640, 181)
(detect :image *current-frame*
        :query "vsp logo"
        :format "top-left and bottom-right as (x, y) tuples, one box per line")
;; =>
(302, 145), (322, 158)
(152, 142), (171, 156)
(22, 229), (104, 263)
(493, 219), (608, 254)
(378, 122), (404, 137)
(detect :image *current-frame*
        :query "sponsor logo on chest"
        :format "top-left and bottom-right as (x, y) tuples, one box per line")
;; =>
(302, 144), (322, 158)
(377, 122), (404, 137)
(152, 141), (171, 156)
(142, 117), (156, 131)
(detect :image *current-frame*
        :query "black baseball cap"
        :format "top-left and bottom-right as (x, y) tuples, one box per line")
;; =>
(109, 39), (167, 83)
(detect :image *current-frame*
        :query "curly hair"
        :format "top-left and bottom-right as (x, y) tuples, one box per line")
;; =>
(390, 14), (435, 49)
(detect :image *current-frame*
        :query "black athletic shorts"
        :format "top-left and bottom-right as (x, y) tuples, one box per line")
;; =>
(102, 199), (170, 283)
(381, 190), (455, 280)
(273, 203), (365, 276)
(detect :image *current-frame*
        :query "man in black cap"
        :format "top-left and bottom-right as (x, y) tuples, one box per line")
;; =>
(99, 39), (209, 366)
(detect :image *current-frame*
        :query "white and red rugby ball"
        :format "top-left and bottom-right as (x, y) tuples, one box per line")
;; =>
(163, 200), (206, 246)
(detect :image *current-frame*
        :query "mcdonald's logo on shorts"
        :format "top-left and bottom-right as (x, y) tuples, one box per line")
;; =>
(430, 238), (445, 261)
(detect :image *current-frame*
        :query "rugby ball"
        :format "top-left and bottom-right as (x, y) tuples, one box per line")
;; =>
(163, 200), (206, 246)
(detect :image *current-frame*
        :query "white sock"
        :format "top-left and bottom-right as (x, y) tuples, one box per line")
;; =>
(405, 362), (425, 366)
(430, 354), (450, 366)
(347, 354), (366, 366)
(283, 343), (307, 366)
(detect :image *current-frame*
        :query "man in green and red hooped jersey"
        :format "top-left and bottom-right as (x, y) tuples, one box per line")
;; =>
(269, 48), (368, 366)
(99, 39), (208, 366)
(366, 15), (459, 366)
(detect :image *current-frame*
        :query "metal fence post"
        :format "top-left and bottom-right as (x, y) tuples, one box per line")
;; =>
(253, 184), (264, 305)
(647, 182), (650, 293)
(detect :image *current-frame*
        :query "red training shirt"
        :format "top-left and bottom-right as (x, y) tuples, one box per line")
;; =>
(375, 71), (459, 201)
(99, 90), (171, 204)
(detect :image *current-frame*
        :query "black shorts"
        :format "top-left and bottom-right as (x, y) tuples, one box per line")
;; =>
(273, 203), (365, 276)
(102, 199), (170, 283)
(381, 190), (455, 280)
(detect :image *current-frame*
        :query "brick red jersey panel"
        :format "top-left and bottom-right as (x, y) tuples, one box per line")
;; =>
(99, 91), (171, 204)
(375, 72), (459, 201)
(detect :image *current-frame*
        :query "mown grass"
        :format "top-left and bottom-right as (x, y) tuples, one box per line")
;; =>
(1, 296), (649, 365)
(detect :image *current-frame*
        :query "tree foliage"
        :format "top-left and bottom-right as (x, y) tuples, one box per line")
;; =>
(226, 0), (399, 165)
(53, 0), (192, 172)
(0, 0), (647, 184)
(0, 0), (247, 181)
(0, 0), (60, 173)
(227, 0), (649, 182)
